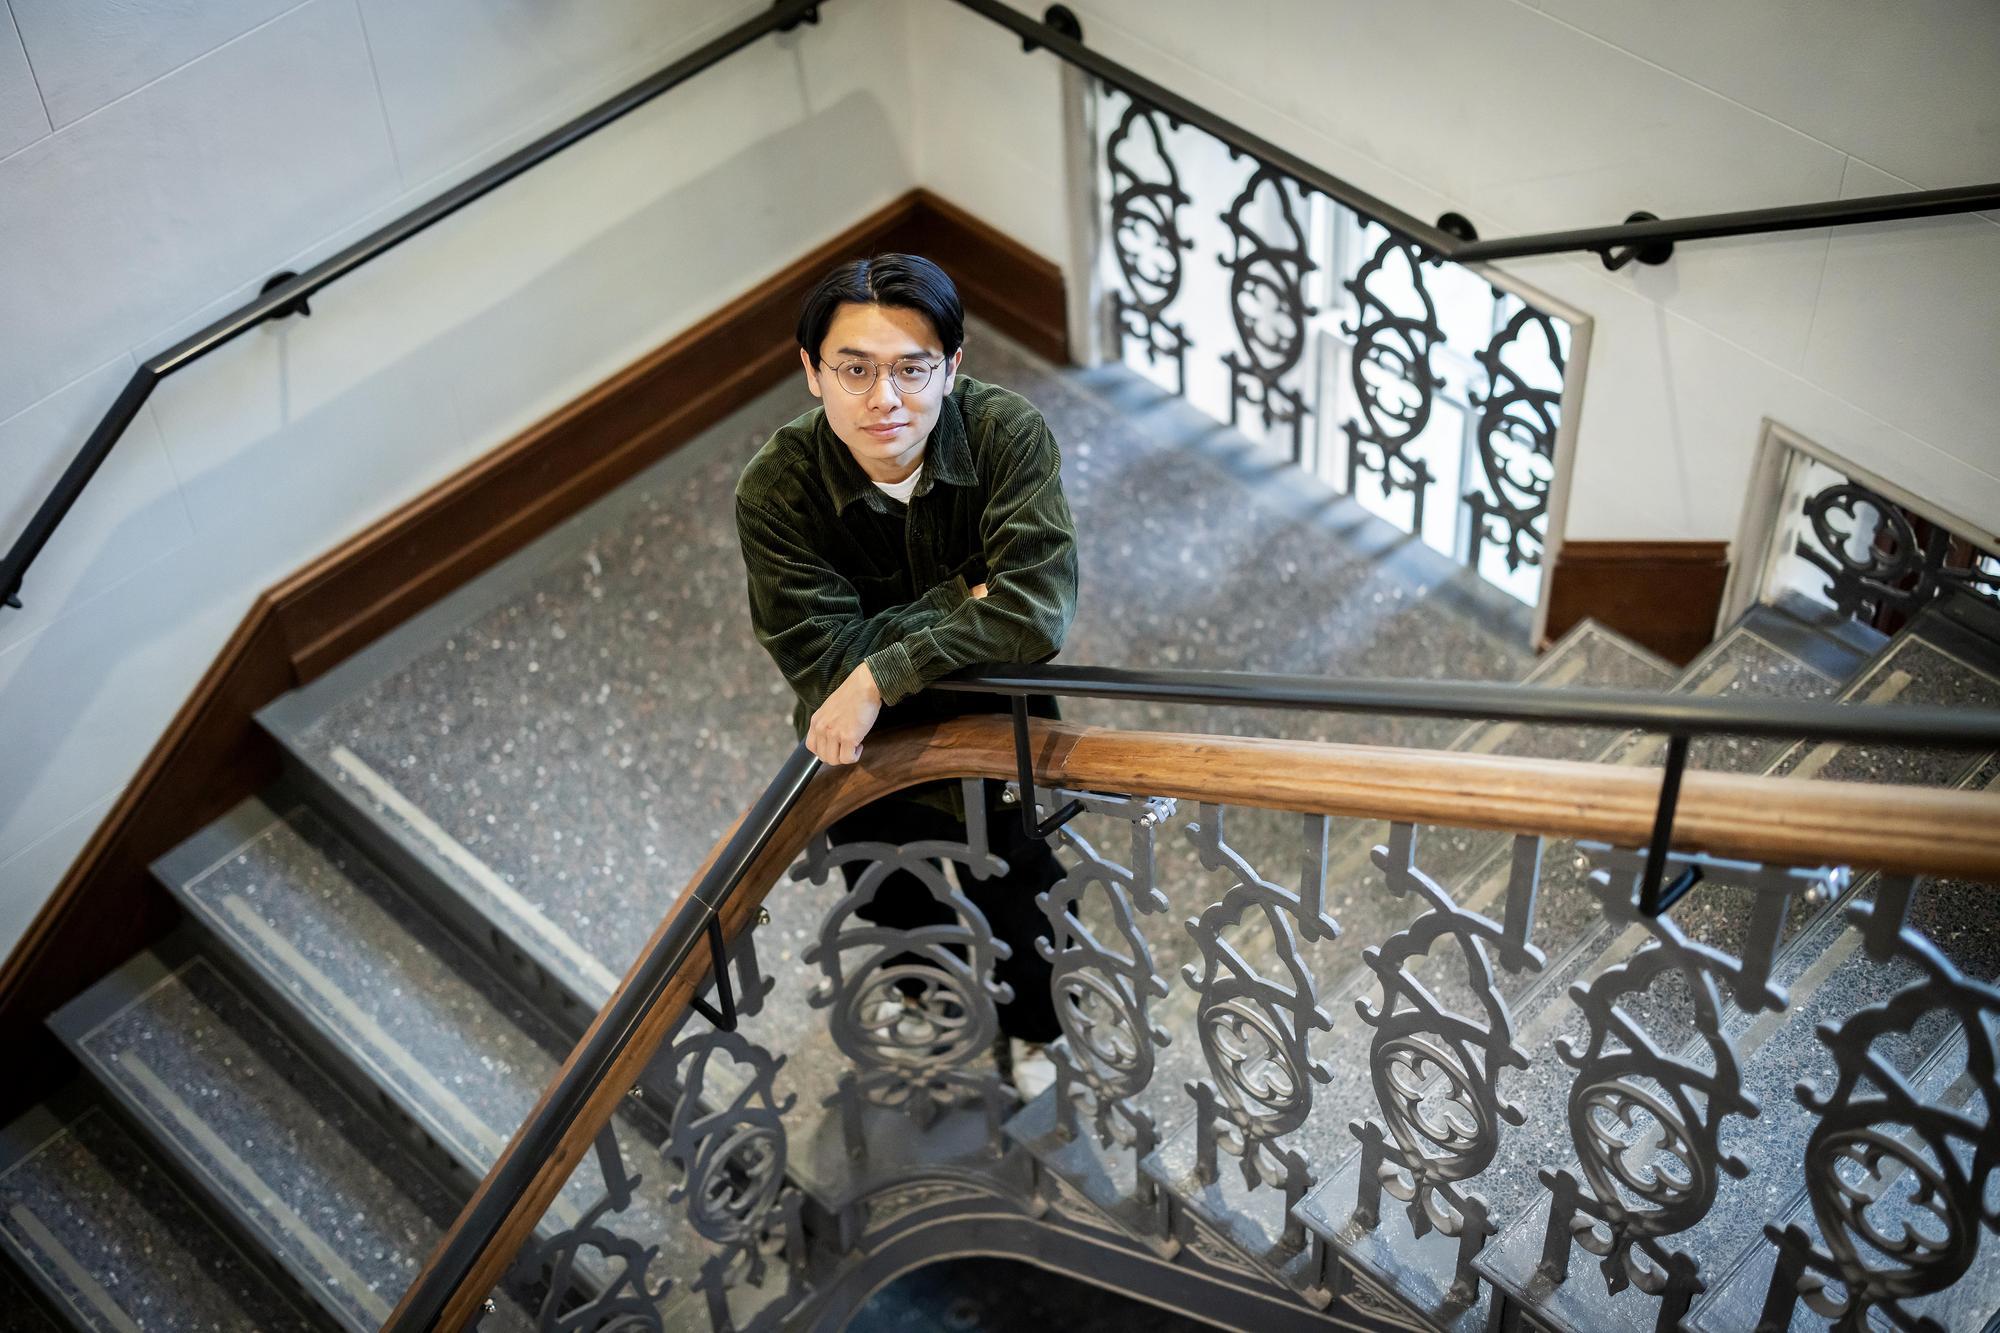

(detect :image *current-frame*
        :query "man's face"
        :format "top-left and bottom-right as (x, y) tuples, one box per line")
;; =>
(801, 301), (962, 484)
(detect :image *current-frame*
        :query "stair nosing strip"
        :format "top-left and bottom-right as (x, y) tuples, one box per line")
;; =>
(56, 945), (445, 1331)
(199, 892), (585, 1234)
(209, 893), (508, 1166)
(6, 1203), (144, 1333)
(323, 744), (619, 1001)
(112, 1050), (392, 1328)
(3, 1106), (323, 1333)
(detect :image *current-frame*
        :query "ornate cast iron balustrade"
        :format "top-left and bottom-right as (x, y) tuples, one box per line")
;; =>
(1341, 231), (1448, 535)
(484, 769), (2000, 1333)
(1219, 161), (1318, 464)
(795, 779), (1019, 1158)
(1346, 827), (1546, 1309)
(1465, 305), (1566, 579)
(1532, 846), (1832, 1331)
(1035, 788), (1178, 1224)
(504, 930), (807, 1333)
(1178, 805), (1339, 1251)
(1794, 476), (2000, 631)
(411, 710), (2000, 1333)
(1761, 879), (2000, 1333)
(1091, 81), (1577, 605)
(1105, 91), (1193, 396)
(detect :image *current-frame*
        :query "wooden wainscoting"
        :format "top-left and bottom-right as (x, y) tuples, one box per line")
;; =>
(0, 188), (1066, 1119)
(1543, 539), (1732, 666)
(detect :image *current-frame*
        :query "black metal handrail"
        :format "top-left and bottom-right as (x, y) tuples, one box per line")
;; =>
(393, 662), (2000, 1325)
(1449, 181), (2000, 264)
(934, 663), (2000, 749)
(942, 662), (1999, 915)
(0, 0), (823, 616)
(957, 0), (2000, 267)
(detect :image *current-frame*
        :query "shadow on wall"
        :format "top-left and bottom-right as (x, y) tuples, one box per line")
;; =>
(0, 85), (911, 916)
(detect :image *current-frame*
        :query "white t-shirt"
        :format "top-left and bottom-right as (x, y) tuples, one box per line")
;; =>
(872, 465), (923, 505)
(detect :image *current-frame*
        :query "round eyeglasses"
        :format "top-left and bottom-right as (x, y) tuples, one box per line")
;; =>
(822, 355), (945, 396)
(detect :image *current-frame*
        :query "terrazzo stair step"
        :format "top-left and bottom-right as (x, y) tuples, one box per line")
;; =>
(1053, 602), (1592, 1026)
(1140, 619), (1677, 989)
(0, 1095), (322, 1331)
(1699, 784), (2000, 1333)
(1440, 609), (1864, 1016)
(48, 935), (535, 1332)
(1751, 589), (1889, 681)
(1689, 1029), (1992, 1331)
(151, 793), (710, 1317)
(257, 690), (620, 1038)
(1914, 585), (2000, 669)
(1372, 610), (1848, 997)
(1309, 618), (1679, 905)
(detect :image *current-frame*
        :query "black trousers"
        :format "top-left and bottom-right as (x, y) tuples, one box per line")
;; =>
(827, 777), (1064, 1044)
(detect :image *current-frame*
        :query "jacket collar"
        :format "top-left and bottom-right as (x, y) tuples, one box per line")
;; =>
(814, 381), (979, 513)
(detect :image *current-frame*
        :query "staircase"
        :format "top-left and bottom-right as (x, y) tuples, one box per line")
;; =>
(5, 320), (1997, 1332)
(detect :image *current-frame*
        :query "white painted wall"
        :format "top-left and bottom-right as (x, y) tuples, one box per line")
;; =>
(911, 0), (2000, 548)
(0, 0), (919, 956)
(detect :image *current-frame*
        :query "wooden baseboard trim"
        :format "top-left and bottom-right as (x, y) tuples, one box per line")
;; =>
(0, 188), (1067, 1116)
(894, 189), (1070, 365)
(1543, 539), (1732, 667)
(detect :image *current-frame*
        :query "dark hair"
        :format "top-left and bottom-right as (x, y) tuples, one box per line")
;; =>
(795, 253), (965, 363)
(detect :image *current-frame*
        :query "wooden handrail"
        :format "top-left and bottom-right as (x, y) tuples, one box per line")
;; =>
(391, 715), (2000, 1325)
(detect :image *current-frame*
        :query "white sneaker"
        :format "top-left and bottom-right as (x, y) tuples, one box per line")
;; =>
(1010, 1040), (1058, 1100)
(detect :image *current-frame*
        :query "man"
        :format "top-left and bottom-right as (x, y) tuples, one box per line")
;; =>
(734, 253), (1078, 1095)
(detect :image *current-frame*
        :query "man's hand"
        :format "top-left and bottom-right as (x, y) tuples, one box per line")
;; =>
(807, 662), (882, 765)
(970, 582), (990, 599)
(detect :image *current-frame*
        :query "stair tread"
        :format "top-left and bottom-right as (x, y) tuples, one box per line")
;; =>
(53, 944), (531, 1333)
(1070, 621), (1661, 1117)
(162, 799), (580, 1176)
(1742, 592), (1884, 681)
(0, 1104), (319, 1332)
(1762, 629), (2000, 785)
(154, 797), (702, 1303)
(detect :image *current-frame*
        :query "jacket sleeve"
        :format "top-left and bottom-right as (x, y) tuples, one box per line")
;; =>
(862, 419), (1079, 705)
(736, 495), (973, 719)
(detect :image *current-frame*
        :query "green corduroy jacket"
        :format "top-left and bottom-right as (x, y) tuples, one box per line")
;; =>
(734, 375), (1080, 810)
